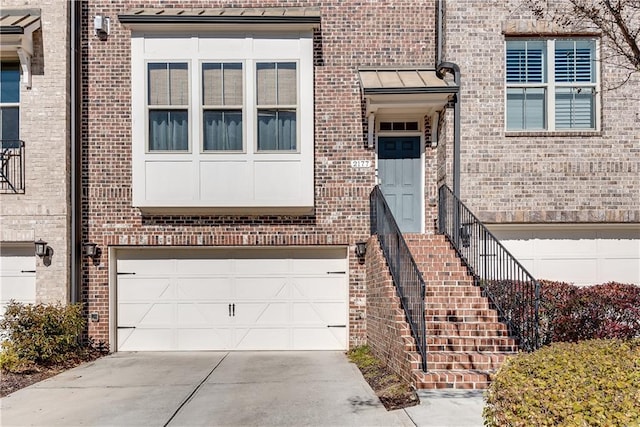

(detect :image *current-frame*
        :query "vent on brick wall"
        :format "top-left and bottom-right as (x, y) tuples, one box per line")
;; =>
(380, 121), (419, 131)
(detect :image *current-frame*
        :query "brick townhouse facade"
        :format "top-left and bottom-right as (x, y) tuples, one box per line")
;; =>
(80, 0), (452, 351)
(0, 1), (76, 313)
(442, 0), (639, 285)
(2, 0), (637, 388)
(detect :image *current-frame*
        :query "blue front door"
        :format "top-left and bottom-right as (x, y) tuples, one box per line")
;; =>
(378, 136), (422, 233)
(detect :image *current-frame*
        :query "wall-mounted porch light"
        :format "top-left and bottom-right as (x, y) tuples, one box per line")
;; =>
(355, 241), (367, 260)
(34, 239), (49, 258)
(84, 242), (100, 258)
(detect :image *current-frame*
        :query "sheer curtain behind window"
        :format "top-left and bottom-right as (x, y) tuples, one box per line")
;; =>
(257, 62), (297, 150)
(148, 63), (189, 151)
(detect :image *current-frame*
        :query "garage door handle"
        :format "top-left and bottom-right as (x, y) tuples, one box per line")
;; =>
(327, 325), (346, 328)
(327, 271), (346, 275)
(117, 326), (136, 329)
(232, 303), (235, 316)
(21, 270), (36, 273)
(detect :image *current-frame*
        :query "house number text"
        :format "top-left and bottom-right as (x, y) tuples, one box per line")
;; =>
(351, 160), (372, 168)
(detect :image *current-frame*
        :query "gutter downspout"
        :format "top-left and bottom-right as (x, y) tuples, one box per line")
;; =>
(437, 0), (443, 64)
(436, 62), (461, 199)
(70, 0), (81, 304)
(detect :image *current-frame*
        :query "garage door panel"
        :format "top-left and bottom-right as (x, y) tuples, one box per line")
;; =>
(116, 249), (348, 351)
(292, 277), (347, 300)
(119, 328), (174, 351)
(117, 258), (174, 275)
(177, 278), (233, 300)
(233, 328), (289, 350)
(177, 303), (229, 325)
(235, 277), (287, 299)
(292, 328), (346, 350)
(178, 328), (231, 350)
(234, 302), (288, 324)
(1, 247), (36, 313)
(118, 279), (173, 300)
(292, 257), (346, 275)
(235, 258), (289, 274)
(176, 259), (234, 275)
(292, 302), (345, 324)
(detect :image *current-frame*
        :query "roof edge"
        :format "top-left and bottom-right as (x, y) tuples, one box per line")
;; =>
(118, 14), (321, 25)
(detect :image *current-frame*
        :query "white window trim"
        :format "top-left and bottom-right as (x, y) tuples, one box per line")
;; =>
(505, 38), (601, 132)
(145, 60), (192, 154)
(200, 60), (247, 154)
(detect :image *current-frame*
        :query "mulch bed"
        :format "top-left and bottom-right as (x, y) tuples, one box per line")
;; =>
(1, 350), (104, 398)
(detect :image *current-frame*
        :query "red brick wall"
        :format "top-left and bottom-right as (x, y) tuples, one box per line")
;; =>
(364, 237), (420, 384)
(81, 1), (438, 347)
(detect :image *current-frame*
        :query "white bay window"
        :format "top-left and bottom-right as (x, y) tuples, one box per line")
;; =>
(506, 38), (598, 131)
(128, 32), (314, 213)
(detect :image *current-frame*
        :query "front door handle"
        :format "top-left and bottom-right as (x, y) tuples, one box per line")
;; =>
(232, 303), (235, 317)
(228, 304), (232, 317)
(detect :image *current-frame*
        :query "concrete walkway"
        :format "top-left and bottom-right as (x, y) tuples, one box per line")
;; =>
(1, 352), (485, 426)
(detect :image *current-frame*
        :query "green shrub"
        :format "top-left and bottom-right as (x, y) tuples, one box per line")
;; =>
(0, 301), (85, 371)
(484, 339), (640, 426)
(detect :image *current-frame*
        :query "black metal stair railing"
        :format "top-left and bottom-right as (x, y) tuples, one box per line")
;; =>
(370, 186), (428, 371)
(1, 140), (25, 194)
(438, 184), (541, 351)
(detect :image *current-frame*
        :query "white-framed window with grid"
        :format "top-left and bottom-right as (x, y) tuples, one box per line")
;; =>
(505, 38), (599, 131)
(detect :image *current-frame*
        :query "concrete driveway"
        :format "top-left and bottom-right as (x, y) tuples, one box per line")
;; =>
(0, 351), (414, 426)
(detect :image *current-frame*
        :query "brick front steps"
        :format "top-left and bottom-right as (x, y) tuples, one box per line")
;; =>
(404, 234), (518, 390)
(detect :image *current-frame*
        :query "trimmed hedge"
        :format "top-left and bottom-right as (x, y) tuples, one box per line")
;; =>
(484, 339), (640, 426)
(539, 281), (640, 344)
(0, 301), (85, 371)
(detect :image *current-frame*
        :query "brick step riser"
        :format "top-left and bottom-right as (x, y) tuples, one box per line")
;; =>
(427, 330), (511, 338)
(428, 345), (517, 352)
(428, 337), (516, 347)
(425, 309), (499, 317)
(426, 316), (500, 323)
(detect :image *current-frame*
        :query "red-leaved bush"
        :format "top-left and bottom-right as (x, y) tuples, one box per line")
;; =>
(539, 281), (640, 343)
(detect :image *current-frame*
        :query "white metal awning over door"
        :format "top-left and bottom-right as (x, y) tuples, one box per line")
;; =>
(115, 248), (348, 351)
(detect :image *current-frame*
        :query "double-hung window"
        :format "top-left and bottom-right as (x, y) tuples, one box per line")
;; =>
(257, 62), (297, 151)
(506, 38), (598, 131)
(202, 62), (243, 151)
(148, 62), (189, 151)
(0, 62), (20, 141)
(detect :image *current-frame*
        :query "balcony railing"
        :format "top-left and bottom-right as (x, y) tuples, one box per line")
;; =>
(1, 140), (25, 194)
(370, 186), (428, 371)
(438, 185), (540, 351)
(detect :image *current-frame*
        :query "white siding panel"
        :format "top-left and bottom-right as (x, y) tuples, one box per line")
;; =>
(145, 162), (194, 201)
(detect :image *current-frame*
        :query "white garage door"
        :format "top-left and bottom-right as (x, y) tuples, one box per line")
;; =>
(116, 248), (348, 351)
(490, 227), (640, 285)
(0, 245), (36, 316)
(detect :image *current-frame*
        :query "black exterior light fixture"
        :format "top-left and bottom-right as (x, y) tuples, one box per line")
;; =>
(34, 239), (49, 258)
(84, 242), (100, 258)
(355, 241), (367, 260)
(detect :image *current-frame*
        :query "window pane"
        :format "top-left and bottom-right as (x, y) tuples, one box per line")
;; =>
(203, 110), (242, 151)
(278, 110), (296, 150)
(506, 40), (545, 83)
(203, 63), (243, 106)
(149, 110), (188, 151)
(256, 63), (276, 105)
(223, 63), (243, 105)
(555, 40), (595, 83)
(148, 63), (188, 105)
(0, 106), (19, 140)
(202, 63), (222, 105)
(0, 63), (20, 103)
(169, 63), (188, 105)
(506, 87), (545, 130)
(555, 87), (594, 129)
(258, 109), (296, 151)
(277, 63), (297, 105)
